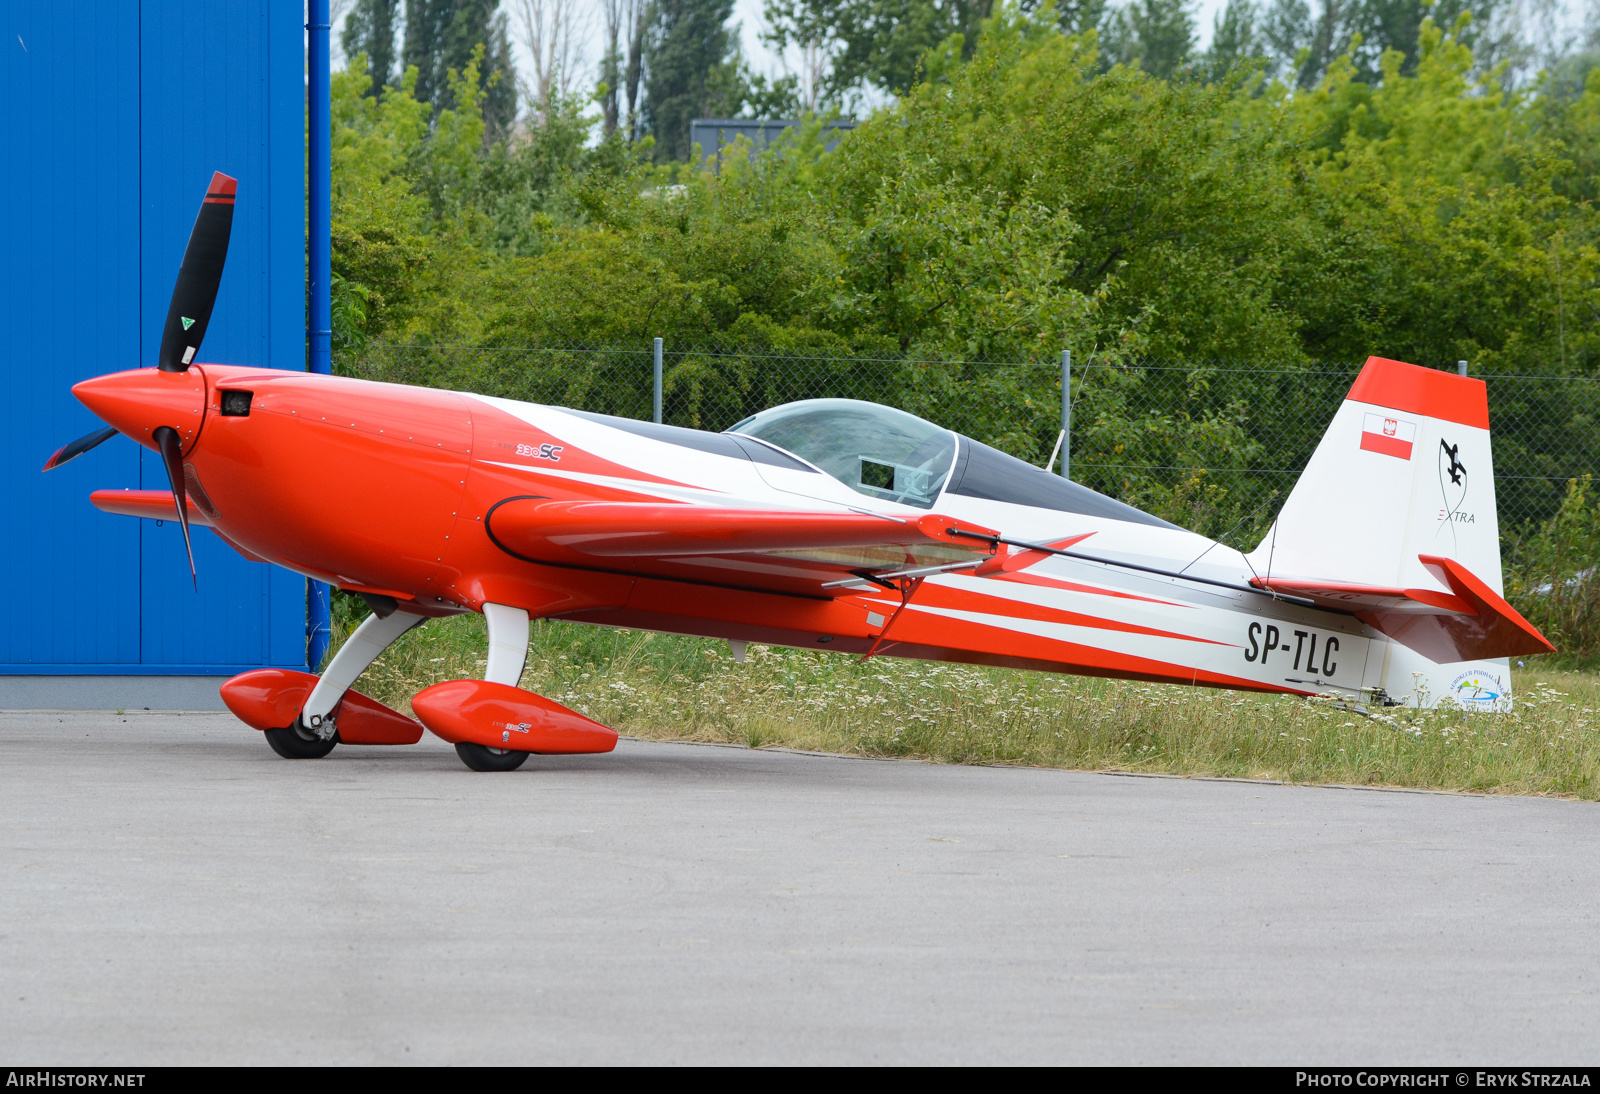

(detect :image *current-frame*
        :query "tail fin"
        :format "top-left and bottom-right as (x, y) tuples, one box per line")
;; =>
(1245, 356), (1548, 708)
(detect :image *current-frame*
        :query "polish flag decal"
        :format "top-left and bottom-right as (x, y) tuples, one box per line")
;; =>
(1360, 412), (1416, 460)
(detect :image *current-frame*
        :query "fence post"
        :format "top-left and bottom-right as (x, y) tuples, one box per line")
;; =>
(1060, 349), (1072, 478)
(654, 337), (664, 424)
(1458, 359), (1468, 377)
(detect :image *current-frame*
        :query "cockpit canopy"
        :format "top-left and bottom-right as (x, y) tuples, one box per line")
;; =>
(729, 399), (957, 509)
(729, 398), (1176, 529)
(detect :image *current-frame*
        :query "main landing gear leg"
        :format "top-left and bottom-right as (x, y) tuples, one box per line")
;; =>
(263, 608), (426, 759)
(483, 602), (530, 685)
(454, 603), (532, 772)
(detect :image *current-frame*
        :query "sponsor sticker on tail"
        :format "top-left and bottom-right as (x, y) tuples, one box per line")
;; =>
(1360, 413), (1416, 460)
(1449, 667), (1510, 710)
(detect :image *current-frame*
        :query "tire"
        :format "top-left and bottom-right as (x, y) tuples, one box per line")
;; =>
(455, 742), (530, 772)
(263, 720), (338, 759)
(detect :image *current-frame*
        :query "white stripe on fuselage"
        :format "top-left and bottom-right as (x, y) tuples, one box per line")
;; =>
(473, 393), (1250, 577)
(465, 390), (1386, 692)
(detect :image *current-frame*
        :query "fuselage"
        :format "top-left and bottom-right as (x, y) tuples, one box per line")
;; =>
(77, 364), (1389, 698)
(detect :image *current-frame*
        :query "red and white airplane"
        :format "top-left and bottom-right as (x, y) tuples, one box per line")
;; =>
(47, 174), (1554, 770)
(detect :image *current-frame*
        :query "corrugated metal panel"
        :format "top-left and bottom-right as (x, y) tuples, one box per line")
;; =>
(1, 4), (143, 666)
(1, 1), (307, 674)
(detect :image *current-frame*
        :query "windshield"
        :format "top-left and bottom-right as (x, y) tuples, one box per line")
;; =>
(728, 399), (956, 509)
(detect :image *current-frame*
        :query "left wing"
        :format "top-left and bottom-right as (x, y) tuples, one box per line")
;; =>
(91, 488), (214, 526)
(485, 498), (998, 597)
(90, 489), (275, 564)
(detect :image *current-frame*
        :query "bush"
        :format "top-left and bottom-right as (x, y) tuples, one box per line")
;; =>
(1506, 476), (1600, 663)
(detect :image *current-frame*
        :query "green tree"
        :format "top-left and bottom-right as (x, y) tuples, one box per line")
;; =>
(1203, 0), (1265, 80)
(1254, 20), (1600, 374)
(1351, 0), (1511, 80)
(642, 0), (740, 160)
(1044, 0), (1110, 36)
(323, 3), (1600, 537)
(329, 57), (434, 346)
(1260, 0), (1315, 83)
(764, 0), (999, 101)
(342, 0), (401, 97)
(402, 0), (518, 141)
(1262, 0), (1510, 87)
(1101, 0), (1197, 78)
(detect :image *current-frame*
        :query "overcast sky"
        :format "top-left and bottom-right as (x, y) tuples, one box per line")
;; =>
(517, 0), (1238, 94)
(727, 0), (1226, 62)
(617, 0), (1585, 91)
(332, 0), (1589, 110)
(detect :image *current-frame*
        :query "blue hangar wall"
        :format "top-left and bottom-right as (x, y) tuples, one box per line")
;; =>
(2, 2), (308, 695)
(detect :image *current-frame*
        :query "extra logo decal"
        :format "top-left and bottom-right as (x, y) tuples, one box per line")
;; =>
(1440, 439), (1465, 486)
(1437, 437), (1474, 542)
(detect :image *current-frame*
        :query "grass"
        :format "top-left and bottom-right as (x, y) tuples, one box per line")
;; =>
(332, 605), (1600, 800)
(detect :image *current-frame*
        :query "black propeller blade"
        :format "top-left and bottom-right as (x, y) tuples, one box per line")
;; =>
(153, 427), (196, 589)
(48, 171), (236, 584)
(157, 171), (236, 372)
(42, 425), (118, 472)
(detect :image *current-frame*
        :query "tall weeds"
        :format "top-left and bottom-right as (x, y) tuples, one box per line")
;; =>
(332, 601), (1600, 799)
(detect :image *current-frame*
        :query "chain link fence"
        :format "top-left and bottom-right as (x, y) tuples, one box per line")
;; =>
(338, 341), (1600, 553)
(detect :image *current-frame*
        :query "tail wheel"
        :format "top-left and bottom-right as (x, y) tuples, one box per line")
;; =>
(263, 720), (338, 759)
(455, 742), (530, 772)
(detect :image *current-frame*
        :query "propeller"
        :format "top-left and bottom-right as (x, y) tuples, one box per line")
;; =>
(154, 426), (197, 589)
(159, 172), (236, 372)
(45, 171), (237, 587)
(41, 425), (119, 472)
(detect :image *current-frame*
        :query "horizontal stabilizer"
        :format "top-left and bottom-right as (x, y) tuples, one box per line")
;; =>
(1254, 554), (1553, 663)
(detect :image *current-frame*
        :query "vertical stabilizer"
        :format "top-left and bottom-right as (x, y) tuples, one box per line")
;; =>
(1246, 357), (1515, 708)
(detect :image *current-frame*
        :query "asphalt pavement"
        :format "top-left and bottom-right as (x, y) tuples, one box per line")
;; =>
(1, 711), (1595, 1065)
